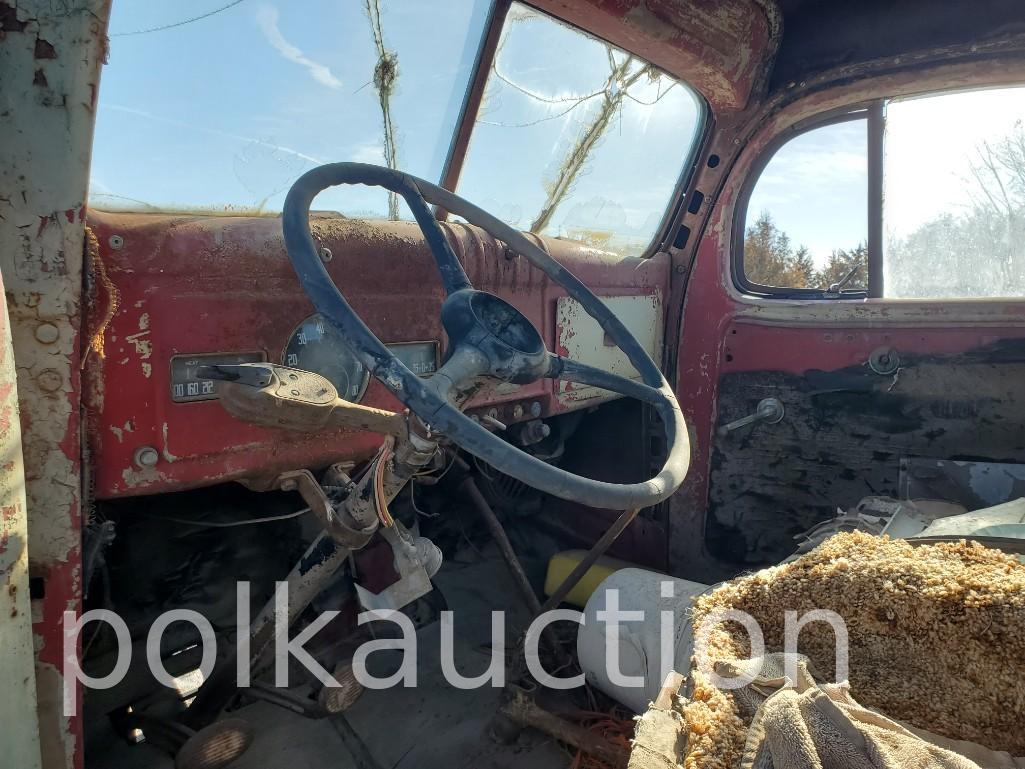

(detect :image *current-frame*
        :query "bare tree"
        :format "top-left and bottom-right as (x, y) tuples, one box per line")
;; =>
(530, 55), (653, 233)
(887, 121), (1025, 297)
(484, 28), (674, 238)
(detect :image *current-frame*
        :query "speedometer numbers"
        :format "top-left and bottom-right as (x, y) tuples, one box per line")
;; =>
(283, 314), (369, 403)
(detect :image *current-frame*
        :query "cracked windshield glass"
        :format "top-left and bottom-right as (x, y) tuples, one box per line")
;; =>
(91, 0), (703, 257)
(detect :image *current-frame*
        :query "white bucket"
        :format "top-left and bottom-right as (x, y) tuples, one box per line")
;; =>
(577, 568), (709, 713)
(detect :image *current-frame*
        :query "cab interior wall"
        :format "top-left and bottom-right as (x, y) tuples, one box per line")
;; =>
(771, 0), (1025, 91)
(11, 0), (1025, 766)
(666, 4), (1025, 578)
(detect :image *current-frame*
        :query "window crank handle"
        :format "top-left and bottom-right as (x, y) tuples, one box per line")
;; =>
(718, 397), (785, 437)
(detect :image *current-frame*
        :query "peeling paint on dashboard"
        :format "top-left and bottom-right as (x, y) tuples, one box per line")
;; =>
(84, 210), (670, 498)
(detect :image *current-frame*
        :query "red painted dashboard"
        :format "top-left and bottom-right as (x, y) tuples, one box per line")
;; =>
(84, 210), (668, 499)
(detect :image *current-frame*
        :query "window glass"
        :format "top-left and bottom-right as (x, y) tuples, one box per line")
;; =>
(90, 0), (489, 216)
(455, 3), (704, 256)
(742, 120), (868, 291)
(884, 88), (1025, 298)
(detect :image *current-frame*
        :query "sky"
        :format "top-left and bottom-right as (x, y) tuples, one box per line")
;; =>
(92, 0), (489, 215)
(91, 0), (703, 254)
(747, 119), (867, 265)
(455, 5), (702, 248)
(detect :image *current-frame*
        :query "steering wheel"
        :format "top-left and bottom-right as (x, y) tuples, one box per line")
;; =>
(282, 163), (690, 510)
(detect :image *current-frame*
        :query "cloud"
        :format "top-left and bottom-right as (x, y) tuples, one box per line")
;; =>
(256, 4), (342, 90)
(350, 140), (385, 164)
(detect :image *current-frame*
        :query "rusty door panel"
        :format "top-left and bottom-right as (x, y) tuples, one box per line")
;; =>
(707, 334), (1025, 563)
(672, 223), (1025, 575)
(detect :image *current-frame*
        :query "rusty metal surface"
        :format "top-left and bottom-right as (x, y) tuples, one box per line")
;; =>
(83, 210), (668, 498)
(666, 43), (1025, 579)
(529, 0), (781, 111)
(0, 2), (111, 768)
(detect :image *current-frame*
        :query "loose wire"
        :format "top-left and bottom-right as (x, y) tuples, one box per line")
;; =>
(143, 507), (311, 528)
(111, 0), (247, 37)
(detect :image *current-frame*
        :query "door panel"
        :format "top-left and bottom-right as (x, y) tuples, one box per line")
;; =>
(708, 325), (1025, 564)
(670, 229), (1025, 576)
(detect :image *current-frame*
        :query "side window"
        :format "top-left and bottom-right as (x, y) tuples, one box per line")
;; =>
(884, 88), (1025, 298)
(741, 119), (868, 293)
(740, 85), (1025, 299)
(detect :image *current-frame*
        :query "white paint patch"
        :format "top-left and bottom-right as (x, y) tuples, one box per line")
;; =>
(161, 422), (178, 462)
(556, 293), (664, 404)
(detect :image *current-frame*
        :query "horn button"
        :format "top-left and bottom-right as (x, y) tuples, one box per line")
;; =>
(441, 289), (548, 384)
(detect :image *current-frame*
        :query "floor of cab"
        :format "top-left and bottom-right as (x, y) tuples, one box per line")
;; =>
(86, 549), (569, 769)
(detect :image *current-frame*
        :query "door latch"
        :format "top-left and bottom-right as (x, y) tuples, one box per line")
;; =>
(718, 397), (785, 437)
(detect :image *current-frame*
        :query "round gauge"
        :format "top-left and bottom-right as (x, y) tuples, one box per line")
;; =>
(282, 314), (370, 403)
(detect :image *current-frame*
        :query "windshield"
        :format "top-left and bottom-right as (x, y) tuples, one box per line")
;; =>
(91, 1), (704, 256)
(91, 0), (489, 216)
(455, 3), (704, 255)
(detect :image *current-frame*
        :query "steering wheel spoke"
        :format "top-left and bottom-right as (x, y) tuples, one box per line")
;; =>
(545, 355), (665, 405)
(428, 344), (491, 406)
(395, 175), (472, 296)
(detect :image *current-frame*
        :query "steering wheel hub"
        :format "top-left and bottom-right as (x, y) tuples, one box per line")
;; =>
(441, 290), (548, 384)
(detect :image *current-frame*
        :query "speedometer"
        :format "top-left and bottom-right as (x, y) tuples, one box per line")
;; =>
(282, 314), (370, 403)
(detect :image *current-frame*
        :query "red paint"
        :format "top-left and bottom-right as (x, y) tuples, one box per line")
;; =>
(674, 221), (1025, 542)
(529, 0), (777, 111)
(84, 211), (668, 499)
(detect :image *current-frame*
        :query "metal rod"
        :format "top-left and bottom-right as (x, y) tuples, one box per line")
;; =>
(501, 687), (628, 768)
(330, 715), (386, 769)
(186, 435), (437, 729)
(538, 507), (641, 614)
(435, 0), (512, 220)
(183, 533), (352, 729)
(867, 99), (885, 298)
(460, 477), (544, 615)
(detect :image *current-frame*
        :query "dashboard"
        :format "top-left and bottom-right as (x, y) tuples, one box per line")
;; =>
(84, 210), (668, 498)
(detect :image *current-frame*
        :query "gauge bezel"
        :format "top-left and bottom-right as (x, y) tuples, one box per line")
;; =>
(281, 313), (371, 403)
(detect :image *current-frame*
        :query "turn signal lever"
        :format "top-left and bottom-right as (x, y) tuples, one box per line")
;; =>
(199, 362), (407, 437)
